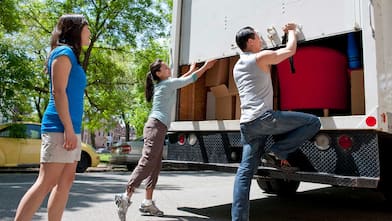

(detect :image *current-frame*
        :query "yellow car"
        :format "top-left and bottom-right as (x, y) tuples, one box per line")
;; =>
(0, 122), (100, 173)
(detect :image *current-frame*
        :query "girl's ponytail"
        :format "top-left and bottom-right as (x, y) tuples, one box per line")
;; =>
(145, 72), (154, 102)
(145, 59), (163, 102)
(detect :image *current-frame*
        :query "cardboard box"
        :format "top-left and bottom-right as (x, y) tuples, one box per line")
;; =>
(210, 84), (235, 120)
(228, 56), (239, 95)
(178, 66), (207, 120)
(235, 94), (241, 119)
(205, 58), (229, 87)
(350, 69), (365, 115)
(206, 92), (216, 120)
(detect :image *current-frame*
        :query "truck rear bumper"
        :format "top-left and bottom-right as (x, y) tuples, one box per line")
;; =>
(163, 160), (379, 188)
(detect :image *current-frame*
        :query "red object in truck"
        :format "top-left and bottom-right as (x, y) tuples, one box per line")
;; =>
(277, 46), (348, 111)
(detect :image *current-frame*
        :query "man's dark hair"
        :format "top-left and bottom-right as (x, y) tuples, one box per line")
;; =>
(235, 26), (256, 51)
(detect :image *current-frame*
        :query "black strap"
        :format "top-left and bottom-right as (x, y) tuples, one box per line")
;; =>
(282, 33), (296, 74)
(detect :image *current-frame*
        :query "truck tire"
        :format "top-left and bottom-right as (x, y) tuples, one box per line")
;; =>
(256, 178), (300, 197)
(76, 151), (91, 173)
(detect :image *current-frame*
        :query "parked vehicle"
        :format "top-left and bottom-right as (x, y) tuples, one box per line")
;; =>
(0, 122), (100, 173)
(96, 147), (111, 163)
(167, 0), (392, 200)
(110, 137), (168, 171)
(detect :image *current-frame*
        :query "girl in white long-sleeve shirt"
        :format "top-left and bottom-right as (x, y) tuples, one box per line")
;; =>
(114, 58), (216, 220)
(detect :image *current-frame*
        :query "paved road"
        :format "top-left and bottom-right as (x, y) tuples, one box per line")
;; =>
(1, 170), (392, 221)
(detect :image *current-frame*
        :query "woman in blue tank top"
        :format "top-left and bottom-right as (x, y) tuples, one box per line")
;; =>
(15, 14), (90, 221)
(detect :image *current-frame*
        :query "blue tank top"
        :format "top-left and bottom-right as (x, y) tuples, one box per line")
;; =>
(41, 46), (86, 133)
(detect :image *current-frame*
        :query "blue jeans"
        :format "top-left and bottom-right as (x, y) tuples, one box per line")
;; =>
(231, 110), (321, 221)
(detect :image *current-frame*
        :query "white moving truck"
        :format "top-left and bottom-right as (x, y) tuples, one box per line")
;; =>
(166, 0), (392, 199)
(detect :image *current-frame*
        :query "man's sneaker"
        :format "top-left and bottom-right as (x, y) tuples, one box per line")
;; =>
(139, 201), (164, 217)
(115, 194), (131, 221)
(262, 152), (299, 173)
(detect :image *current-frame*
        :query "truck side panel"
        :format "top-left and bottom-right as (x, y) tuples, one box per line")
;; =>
(374, 0), (392, 132)
(178, 0), (359, 64)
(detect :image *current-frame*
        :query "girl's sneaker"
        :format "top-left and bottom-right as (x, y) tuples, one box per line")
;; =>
(139, 201), (164, 217)
(115, 193), (131, 221)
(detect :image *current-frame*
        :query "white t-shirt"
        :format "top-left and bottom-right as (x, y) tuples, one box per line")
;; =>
(233, 52), (273, 123)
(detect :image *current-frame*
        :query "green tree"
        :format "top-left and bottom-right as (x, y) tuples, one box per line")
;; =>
(0, 0), (21, 33)
(0, 0), (172, 143)
(0, 42), (38, 122)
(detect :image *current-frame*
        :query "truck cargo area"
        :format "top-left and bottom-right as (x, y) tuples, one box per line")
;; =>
(177, 31), (365, 121)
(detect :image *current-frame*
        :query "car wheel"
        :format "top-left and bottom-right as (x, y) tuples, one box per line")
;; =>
(126, 164), (136, 171)
(77, 151), (91, 173)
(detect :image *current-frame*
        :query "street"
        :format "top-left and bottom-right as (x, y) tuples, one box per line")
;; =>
(1, 169), (392, 221)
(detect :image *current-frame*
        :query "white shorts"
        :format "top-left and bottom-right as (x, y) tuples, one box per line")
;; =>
(40, 132), (81, 163)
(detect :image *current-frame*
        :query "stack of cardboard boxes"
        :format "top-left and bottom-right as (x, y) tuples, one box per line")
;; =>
(350, 69), (365, 115)
(178, 56), (241, 121)
(178, 65), (207, 120)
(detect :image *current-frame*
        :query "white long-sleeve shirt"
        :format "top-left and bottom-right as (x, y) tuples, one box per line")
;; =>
(149, 73), (198, 127)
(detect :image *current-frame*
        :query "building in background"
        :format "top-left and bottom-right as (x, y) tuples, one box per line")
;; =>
(82, 123), (136, 148)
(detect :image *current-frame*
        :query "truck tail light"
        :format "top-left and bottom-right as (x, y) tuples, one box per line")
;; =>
(337, 135), (353, 150)
(366, 116), (377, 127)
(178, 134), (186, 145)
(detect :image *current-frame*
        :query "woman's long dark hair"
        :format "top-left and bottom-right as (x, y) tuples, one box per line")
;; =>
(49, 14), (88, 64)
(145, 59), (163, 102)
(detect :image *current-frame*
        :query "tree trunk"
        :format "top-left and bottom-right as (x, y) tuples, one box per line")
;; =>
(90, 131), (96, 148)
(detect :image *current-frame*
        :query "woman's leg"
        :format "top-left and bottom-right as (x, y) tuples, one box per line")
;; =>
(116, 119), (166, 219)
(47, 162), (77, 221)
(144, 145), (164, 200)
(126, 119), (166, 194)
(145, 188), (154, 200)
(14, 163), (65, 221)
(140, 160), (164, 217)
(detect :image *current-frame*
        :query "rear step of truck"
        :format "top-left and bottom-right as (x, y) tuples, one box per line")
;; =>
(162, 160), (379, 188)
(163, 160), (240, 173)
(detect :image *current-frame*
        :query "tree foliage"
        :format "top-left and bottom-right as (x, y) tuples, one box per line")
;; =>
(0, 42), (39, 121)
(0, 0), (172, 143)
(0, 0), (21, 32)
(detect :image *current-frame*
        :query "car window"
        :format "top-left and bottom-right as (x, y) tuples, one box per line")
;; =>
(0, 124), (41, 139)
(0, 127), (10, 137)
(26, 124), (41, 139)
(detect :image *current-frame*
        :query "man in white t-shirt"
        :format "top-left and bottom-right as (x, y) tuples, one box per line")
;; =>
(231, 24), (321, 221)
